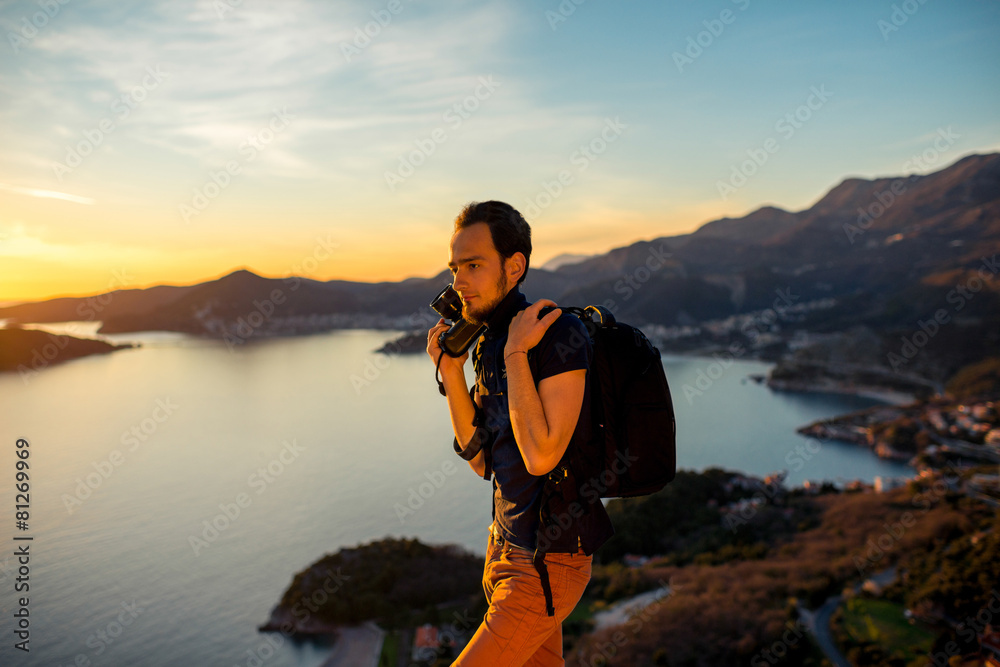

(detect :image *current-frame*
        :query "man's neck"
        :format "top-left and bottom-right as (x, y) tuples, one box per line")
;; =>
(484, 284), (527, 337)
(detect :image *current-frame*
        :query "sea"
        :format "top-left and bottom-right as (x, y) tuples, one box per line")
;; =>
(0, 323), (911, 666)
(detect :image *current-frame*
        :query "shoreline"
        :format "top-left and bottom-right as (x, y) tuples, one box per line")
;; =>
(0, 321), (963, 413)
(659, 347), (929, 407)
(766, 379), (918, 407)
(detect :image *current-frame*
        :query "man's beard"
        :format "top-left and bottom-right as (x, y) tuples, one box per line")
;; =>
(463, 271), (511, 326)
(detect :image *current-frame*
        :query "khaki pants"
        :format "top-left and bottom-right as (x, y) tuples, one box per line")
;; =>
(452, 523), (593, 666)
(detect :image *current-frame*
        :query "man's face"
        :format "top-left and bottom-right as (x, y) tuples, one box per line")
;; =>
(448, 222), (519, 326)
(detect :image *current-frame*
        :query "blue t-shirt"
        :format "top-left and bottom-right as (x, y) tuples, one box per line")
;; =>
(472, 285), (614, 554)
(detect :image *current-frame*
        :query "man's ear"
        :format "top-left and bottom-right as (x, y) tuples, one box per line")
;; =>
(506, 252), (526, 283)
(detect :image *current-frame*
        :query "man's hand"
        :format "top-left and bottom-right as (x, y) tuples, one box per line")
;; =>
(506, 299), (561, 357)
(427, 318), (469, 372)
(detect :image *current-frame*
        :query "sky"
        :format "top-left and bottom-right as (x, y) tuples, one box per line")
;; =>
(0, 0), (998, 304)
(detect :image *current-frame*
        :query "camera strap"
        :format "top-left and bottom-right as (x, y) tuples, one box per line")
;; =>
(435, 349), (448, 396)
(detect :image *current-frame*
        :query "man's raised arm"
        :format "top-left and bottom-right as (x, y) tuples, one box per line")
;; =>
(428, 319), (486, 478)
(503, 300), (587, 477)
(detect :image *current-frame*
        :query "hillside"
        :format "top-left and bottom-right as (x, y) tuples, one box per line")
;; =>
(566, 467), (998, 666)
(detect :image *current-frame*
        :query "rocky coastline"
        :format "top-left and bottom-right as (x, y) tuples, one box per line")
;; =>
(257, 606), (341, 639)
(797, 393), (1000, 465)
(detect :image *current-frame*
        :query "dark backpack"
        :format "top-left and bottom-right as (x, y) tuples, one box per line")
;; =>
(549, 305), (677, 499)
(529, 305), (676, 617)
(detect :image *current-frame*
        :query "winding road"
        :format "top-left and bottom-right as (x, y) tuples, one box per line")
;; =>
(800, 567), (898, 667)
(800, 596), (851, 667)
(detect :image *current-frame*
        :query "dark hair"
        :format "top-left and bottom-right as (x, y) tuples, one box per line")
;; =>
(453, 201), (532, 285)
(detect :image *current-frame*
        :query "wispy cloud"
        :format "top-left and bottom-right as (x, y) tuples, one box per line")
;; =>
(0, 182), (95, 205)
(3, 0), (602, 186)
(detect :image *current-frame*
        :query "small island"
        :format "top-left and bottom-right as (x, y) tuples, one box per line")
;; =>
(0, 327), (137, 376)
(259, 537), (483, 635)
(259, 537), (485, 665)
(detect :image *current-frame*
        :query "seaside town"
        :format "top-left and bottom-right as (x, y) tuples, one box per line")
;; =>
(799, 398), (1000, 472)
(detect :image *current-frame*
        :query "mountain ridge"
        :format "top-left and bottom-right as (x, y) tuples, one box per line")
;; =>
(1, 152), (997, 374)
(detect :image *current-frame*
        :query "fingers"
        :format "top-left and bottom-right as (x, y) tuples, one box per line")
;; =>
(427, 320), (447, 354)
(528, 299), (557, 313)
(541, 308), (561, 329)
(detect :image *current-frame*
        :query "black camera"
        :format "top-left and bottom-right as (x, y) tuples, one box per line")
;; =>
(429, 285), (487, 357)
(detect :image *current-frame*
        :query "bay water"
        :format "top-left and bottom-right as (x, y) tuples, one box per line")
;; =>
(0, 327), (910, 666)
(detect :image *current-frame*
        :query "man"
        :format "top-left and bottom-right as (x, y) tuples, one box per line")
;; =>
(426, 201), (614, 666)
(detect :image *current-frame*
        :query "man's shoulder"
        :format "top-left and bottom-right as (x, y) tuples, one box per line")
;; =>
(545, 310), (590, 342)
(533, 310), (591, 376)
